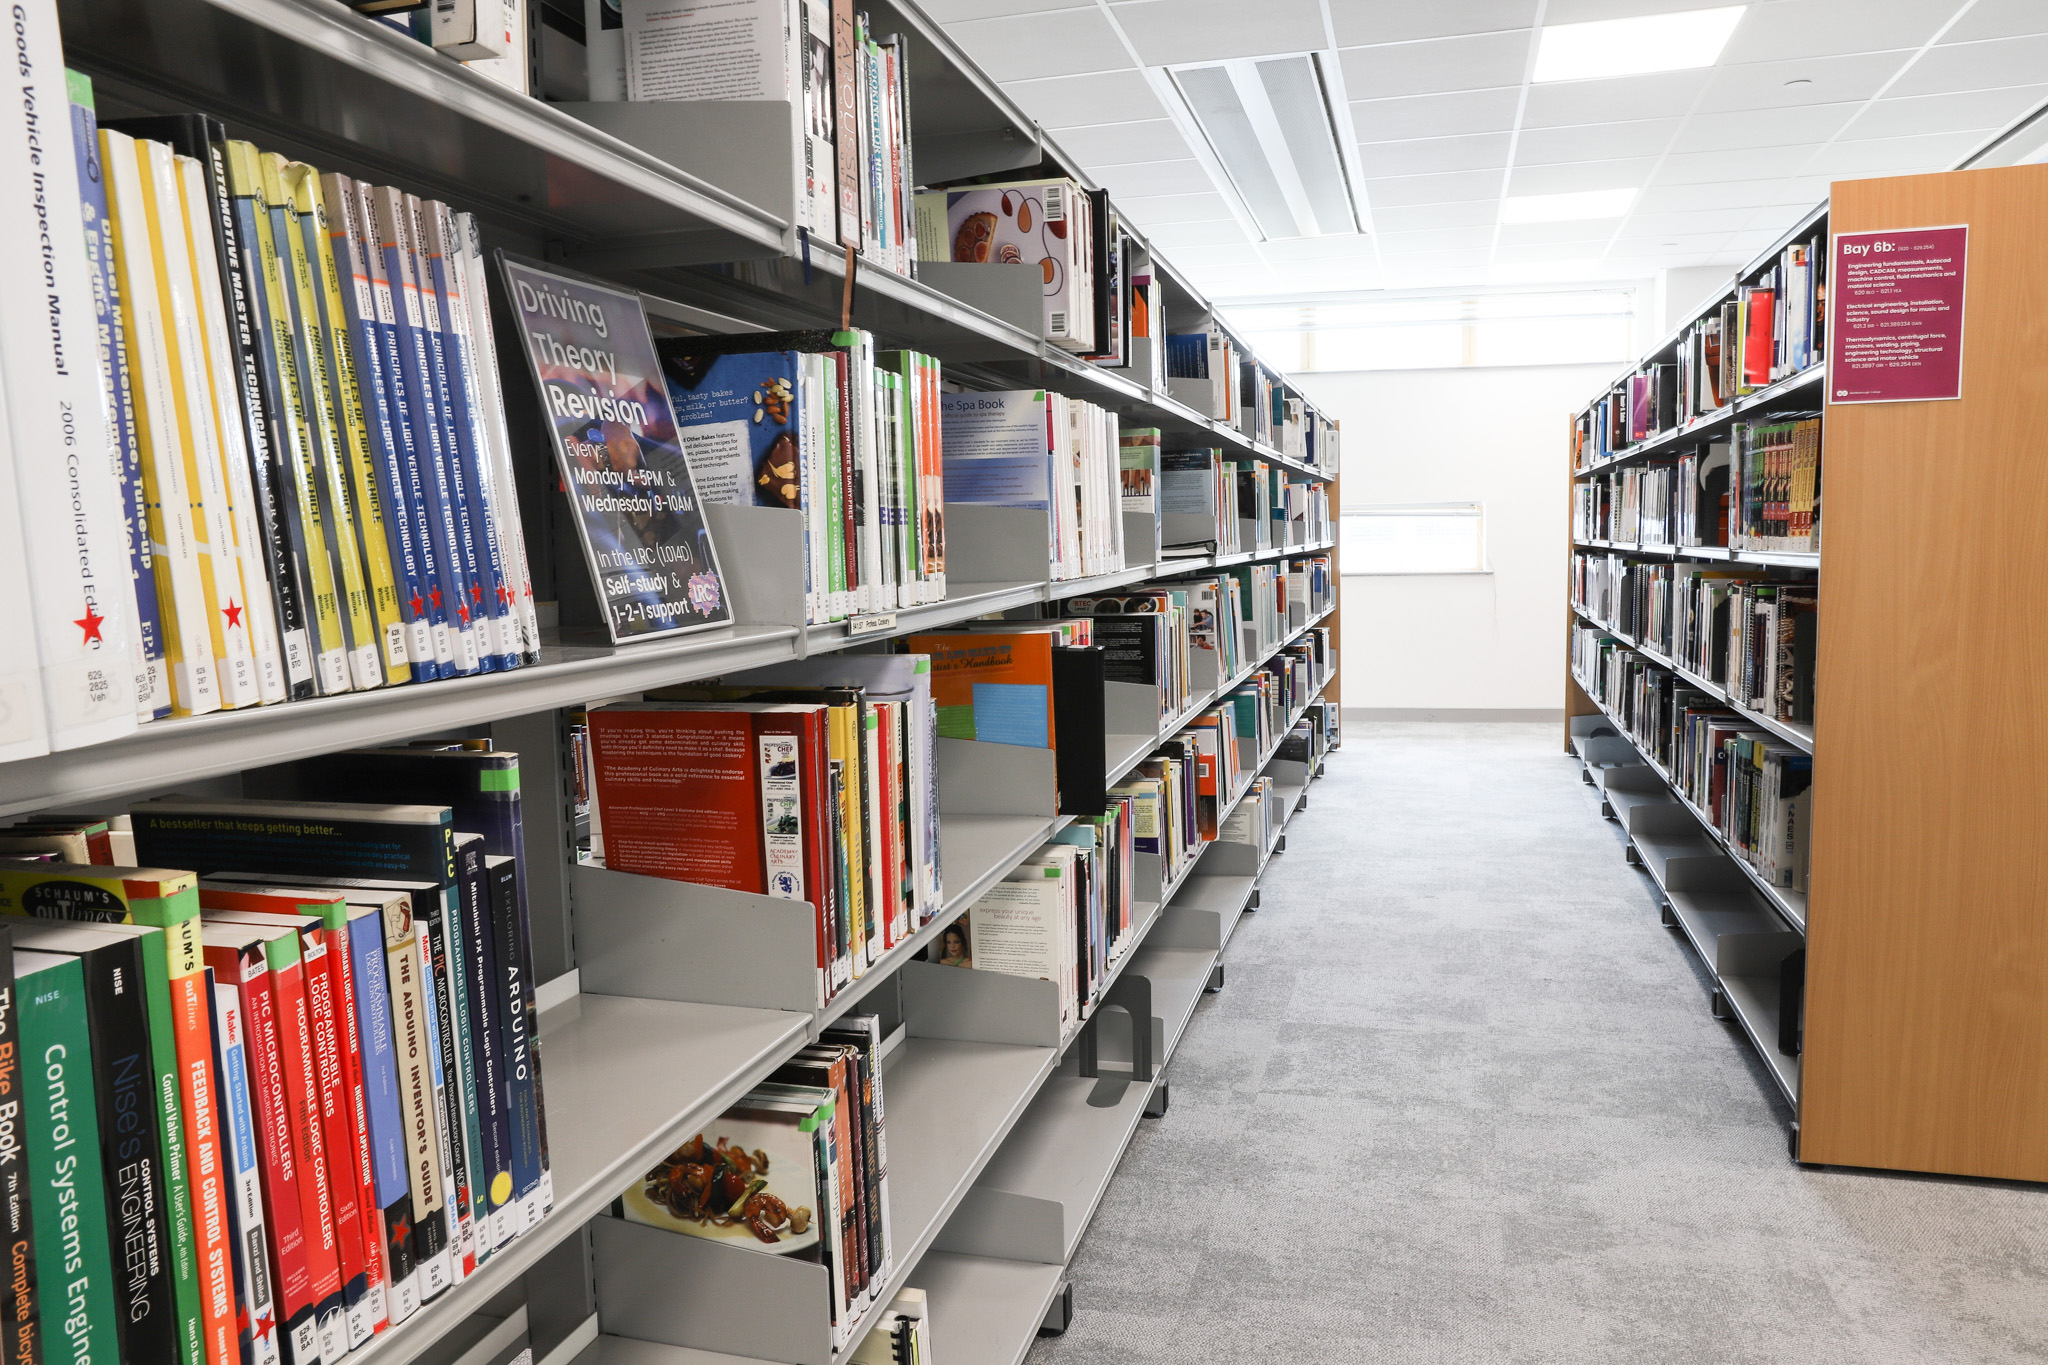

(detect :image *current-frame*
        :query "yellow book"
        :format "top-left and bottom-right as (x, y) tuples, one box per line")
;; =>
(175, 154), (289, 705)
(138, 140), (262, 710)
(291, 162), (408, 686)
(99, 129), (221, 718)
(830, 700), (868, 972)
(265, 152), (381, 691)
(224, 141), (351, 696)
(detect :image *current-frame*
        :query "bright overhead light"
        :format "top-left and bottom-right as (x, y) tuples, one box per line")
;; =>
(1533, 6), (1746, 83)
(1501, 188), (1637, 224)
(1167, 53), (1364, 241)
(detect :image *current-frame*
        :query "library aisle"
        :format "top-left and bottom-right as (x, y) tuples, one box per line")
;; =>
(1030, 724), (2048, 1365)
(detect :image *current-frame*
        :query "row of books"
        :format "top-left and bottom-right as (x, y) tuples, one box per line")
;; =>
(618, 1013), (896, 1352)
(1065, 588), (1197, 726)
(0, 30), (544, 758)
(1571, 555), (1816, 729)
(0, 747), (555, 1365)
(585, 654), (941, 1002)
(1159, 452), (1325, 557)
(661, 330), (947, 621)
(1731, 415), (1823, 553)
(1572, 628), (1811, 892)
(1166, 329), (1240, 425)
(936, 798), (1136, 1036)
(1574, 419), (1821, 556)
(941, 387), (1125, 581)
(918, 178), (1100, 354)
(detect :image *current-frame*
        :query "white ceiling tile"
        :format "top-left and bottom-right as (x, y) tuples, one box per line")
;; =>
(1258, 236), (1381, 264)
(1338, 30), (1533, 100)
(1106, 0), (1328, 65)
(1889, 35), (2048, 98)
(1521, 70), (1711, 128)
(1943, 0), (2048, 43)
(1157, 244), (1273, 272)
(947, 9), (1134, 81)
(1610, 229), (1735, 254)
(1653, 143), (1815, 185)
(1806, 130), (1989, 177)
(1328, 0), (1537, 46)
(1695, 50), (1913, 113)
(1366, 168), (1508, 205)
(1626, 206), (1763, 235)
(1742, 202), (1825, 232)
(1514, 119), (1679, 164)
(1493, 238), (1614, 263)
(1541, 0), (1731, 23)
(1842, 85), (2048, 140)
(1048, 118), (1192, 167)
(1141, 219), (1253, 248)
(1370, 200), (1503, 231)
(1371, 225), (1498, 253)
(1356, 132), (1513, 177)
(1005, 70), (1168, 129)
(1721, 0), (1950, 64)
(1114, 190), (1238, 223)
(1668, 103), (1860, 153)
(1632, 176), (1831, 215)
(1086, 158), (1216, 197)
(1504, 157), (1657, 195)
(1498, 219), (1624, 247)
(920, 0), (1093, 19)
(1348, 88), (1524, 141)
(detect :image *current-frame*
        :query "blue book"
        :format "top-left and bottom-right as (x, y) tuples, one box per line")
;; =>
(368, 186), (481, 675)
(68, 76), (169, 720)
(939, 390), (1052, 510)
(347, 908), (409, 1221)
(320, 172), (441, 683)
(209, 967), (283, 1365)
(419, 203), (517, 673)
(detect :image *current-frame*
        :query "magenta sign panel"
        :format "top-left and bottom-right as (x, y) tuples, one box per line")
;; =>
(1828, 225), (1969, 404)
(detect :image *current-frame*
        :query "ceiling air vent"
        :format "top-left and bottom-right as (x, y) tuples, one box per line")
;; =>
(1165, 52), (1364, 241)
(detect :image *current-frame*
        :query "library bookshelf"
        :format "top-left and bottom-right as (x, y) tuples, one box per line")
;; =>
(1565, 160), (2048, 1184)
(7, 0), (1345, 1362)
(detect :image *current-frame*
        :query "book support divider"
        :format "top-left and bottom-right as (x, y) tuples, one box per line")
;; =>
(704, 502), (811, 631)
(941, 503), (1053, 585)
(916, 262), (1044, 335)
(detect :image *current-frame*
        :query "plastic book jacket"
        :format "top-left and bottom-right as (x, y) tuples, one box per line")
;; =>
(623, 1105), (822, 1255)
(496, 254), (730, 642)
(665, 350), (804, 510)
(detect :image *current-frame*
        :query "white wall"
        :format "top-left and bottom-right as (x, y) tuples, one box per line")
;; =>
(1296, 363), (1615, 716)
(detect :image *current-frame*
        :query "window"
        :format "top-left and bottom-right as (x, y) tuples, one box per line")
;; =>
(1229, 286), (1640, 373)
(1342, 504), (1487, 574)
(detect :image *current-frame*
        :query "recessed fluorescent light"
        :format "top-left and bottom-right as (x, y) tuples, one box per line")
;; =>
(1533, 6), (1746, 83)
(1501, 188), (1637, 224)
(1166, 53), (1364, 241)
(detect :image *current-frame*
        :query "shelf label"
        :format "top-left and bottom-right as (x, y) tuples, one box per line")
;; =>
(1828, 225), (1968, 404)
(846, 611), (898, 638)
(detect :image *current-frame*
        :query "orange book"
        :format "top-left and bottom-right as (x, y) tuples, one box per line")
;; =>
(904, 631), (1056, 748)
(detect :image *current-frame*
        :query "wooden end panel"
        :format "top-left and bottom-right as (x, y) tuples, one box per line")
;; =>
(1802, 163), (2048, 1180)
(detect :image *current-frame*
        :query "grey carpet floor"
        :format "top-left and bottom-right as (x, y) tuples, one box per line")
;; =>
(1024, 722), (2048, 1365)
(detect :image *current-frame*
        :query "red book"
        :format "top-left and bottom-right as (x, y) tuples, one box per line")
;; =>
(1743, 288), (1775, 388)
(588, 706), (764, 889)
(264, 931), (349, 1360)
(748, 705), (838, 994)
(203, 924), (324, 1365)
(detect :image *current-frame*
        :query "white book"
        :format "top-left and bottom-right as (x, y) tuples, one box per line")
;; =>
(799, 352), (825, 623)
(0, 379), (49, 760)
(212, 978), (285, 1365)
(623, 0), (789, 101)
(456, 211), (542, 659)
(101, 129), (221, 719)
(148, 143), (263, 710)
(0, 3), (138, 747)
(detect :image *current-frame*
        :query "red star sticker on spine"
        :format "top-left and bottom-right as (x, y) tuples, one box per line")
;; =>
(457, 603), (470, 624)
(74, 604), (105, 644)
(409, 591), (425, 616)
(429, 587), (442, 609)
(470, 583), (483, 604)
(221, 598), (243, 630)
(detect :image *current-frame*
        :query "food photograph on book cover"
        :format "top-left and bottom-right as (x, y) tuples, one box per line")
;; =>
(624, 1118), (819, 1252)
(497, 253), (730, 642)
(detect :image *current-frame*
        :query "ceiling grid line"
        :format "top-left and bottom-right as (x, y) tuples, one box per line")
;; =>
(1486, 0), (1554, 276)
(1791, 0), (1984, 177)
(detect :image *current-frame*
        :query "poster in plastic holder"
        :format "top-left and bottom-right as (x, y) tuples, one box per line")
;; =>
(496, 253), (732, 641)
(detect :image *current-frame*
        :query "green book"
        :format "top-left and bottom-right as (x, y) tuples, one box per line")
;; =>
(15, 950), (119, 1365)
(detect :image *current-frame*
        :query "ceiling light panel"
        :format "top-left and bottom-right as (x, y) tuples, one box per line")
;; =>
(1167, 53), (1364, 240)
(1500, 187), (1637, 223)
(1533, 6), (1747, 83)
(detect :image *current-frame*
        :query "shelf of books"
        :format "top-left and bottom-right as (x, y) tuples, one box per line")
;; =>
(0, 0), (1350, 1361)
(1565, 159), (2048, 1183)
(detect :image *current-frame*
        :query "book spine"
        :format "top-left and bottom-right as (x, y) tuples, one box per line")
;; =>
(299, 167), (412, 687)
(225, 141), (352, 696)
(0, 933), (37, 1365)
(269, 154), (383, 694)
(455, 213), (542, 659)
(353, 178), (455, 675)
(19, 959), (121, 1365)
(417, 897), (479, 1279)
(422, 202), (518, 671)
(457, 849), (511, 1252)
(320, 916), (387, 1335)
(414, 932), (468, 1287)
(78, 941), (179, 1363)
(299, 933), (377, 1347)
(200, 129), (315, 699)
(370, 185), (481, 675)
(99, 130), (222, 720)
(263, 945), (347, 1362)
(400, 195), (490, 673)
(382, 916), (449, 1309)
(175, 154), (291, 707)
(0, 3), (139, 749)
(208, 978), (281, 1365)
(347, 914), (415, 1327)
(485, 865), (541, 1233)
(68, 79), (168, 722)
(324, 174), (438, 683)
